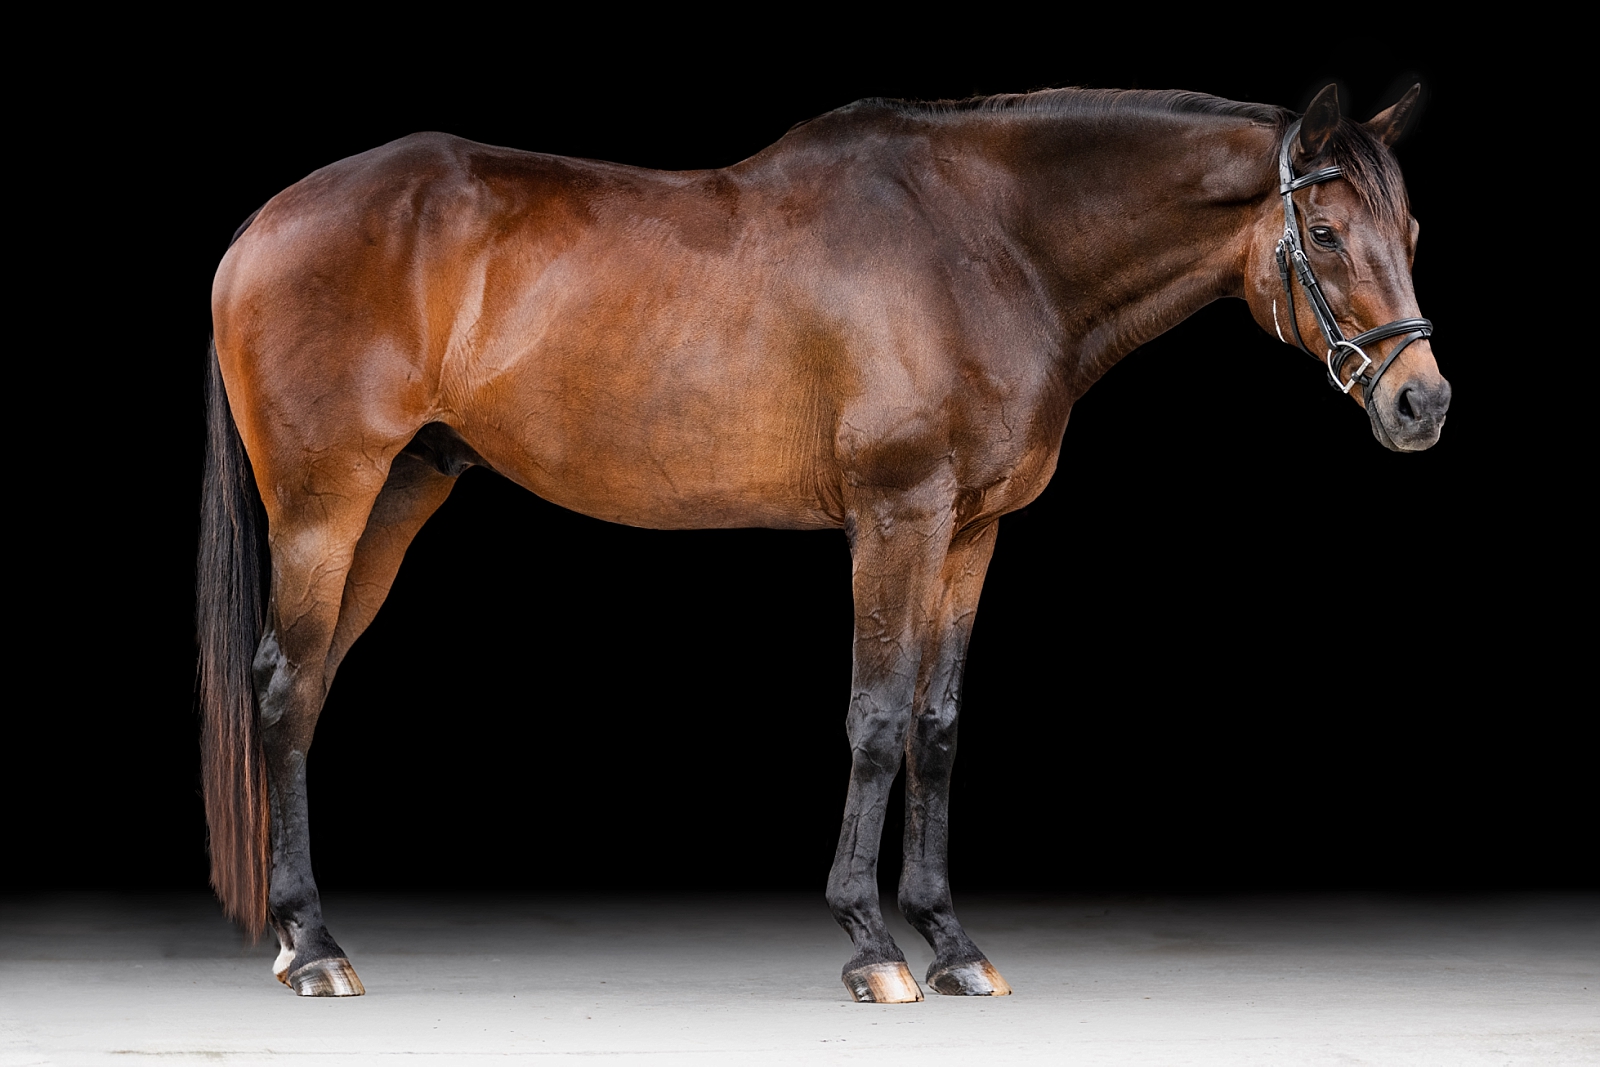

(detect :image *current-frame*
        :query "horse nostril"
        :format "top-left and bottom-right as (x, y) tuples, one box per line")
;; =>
(1394, 380), (1450, 428)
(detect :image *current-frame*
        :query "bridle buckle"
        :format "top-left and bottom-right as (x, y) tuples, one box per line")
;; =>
(1326, 340), (1371, 395)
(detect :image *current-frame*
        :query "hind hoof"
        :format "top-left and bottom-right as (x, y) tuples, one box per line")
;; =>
(928, 958), (1012, 996)
(843, 961), (924, 1003)
(273, 942), (295, 986)
(288, 957), (366, 997)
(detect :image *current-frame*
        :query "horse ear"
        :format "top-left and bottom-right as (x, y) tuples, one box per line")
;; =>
(1296, 84), (1341, 164)
(1365, 84), (1422, 146)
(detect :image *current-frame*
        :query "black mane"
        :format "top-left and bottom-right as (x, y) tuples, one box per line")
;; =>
(860, 87), (1409, 226)
(875, 86), (1288, 126)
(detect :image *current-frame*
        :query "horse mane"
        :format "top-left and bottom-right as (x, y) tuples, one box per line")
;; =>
(857, 87), (1410, 228)
(876, 86), (1288, 125)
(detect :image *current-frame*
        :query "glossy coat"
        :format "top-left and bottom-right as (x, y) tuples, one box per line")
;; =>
(199, 83), (1445, 999)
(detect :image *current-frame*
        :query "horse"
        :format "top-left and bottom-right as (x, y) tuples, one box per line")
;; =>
(199, 82), (1448, 1002)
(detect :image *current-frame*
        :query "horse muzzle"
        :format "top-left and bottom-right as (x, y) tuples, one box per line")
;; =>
(1369, 372), (1451, 451)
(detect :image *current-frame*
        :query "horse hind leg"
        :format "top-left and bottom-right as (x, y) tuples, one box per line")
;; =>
(258, 447), (457, 996)
(898, 521), (1012, 996)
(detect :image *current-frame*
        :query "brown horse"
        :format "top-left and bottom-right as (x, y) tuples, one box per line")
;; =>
(199, 83), (1447, 1001)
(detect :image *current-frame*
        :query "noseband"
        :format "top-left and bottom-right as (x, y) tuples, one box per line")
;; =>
(1273, 119), (1431, 401)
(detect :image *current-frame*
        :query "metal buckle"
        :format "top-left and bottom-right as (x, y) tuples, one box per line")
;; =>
(1326, 340), (1370, 394)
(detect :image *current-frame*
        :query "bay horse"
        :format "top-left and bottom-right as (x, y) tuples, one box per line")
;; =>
(200, 83), (1448, 1001)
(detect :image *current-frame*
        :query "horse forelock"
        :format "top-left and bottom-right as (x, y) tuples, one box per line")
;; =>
(1321, 117), (1411, 233)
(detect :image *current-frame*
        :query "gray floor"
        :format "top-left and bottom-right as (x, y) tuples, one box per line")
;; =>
(2, 892), (1596, 1065)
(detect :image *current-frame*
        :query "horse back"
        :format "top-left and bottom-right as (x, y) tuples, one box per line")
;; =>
(213, 129), (1067, 532)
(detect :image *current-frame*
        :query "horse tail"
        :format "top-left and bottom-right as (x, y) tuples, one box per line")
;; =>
(197, 335), (270, 937)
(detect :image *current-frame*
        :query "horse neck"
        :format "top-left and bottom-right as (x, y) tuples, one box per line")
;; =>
(957, 109), (1282, 387)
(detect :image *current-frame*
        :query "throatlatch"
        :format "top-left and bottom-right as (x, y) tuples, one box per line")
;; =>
(1273, 119), (1432, 400)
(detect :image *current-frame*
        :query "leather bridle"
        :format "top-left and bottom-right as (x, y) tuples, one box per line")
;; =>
(1273, 119), (1431, 403)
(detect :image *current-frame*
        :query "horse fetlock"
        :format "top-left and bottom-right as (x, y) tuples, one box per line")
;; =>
(901, 903), (984, 970)
(827, 894), (905, 960)
(267, 902), (349, 980)
(897, 892), (960, 938)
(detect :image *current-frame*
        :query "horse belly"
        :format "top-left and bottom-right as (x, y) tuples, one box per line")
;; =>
(424, 185), (856, 531)
(453, 328), (843, 532)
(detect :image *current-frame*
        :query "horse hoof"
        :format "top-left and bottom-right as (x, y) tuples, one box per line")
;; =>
(928, 959), (1012, 996)
(843, 961), (924, 1003)
(288, 957), (366, 997)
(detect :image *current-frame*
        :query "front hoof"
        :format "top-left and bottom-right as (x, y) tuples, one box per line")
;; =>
(843, 961), (924, 1003)
(288, 957), (366, 997)
(928, 958), (1012, 996)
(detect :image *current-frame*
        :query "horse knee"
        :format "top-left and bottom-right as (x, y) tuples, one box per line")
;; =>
(847, 694), (913, 770)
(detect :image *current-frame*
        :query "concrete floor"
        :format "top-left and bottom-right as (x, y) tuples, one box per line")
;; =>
(1, 892), (1595, 1065)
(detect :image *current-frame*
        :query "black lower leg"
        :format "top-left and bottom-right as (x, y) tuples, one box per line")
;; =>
(255, 628), (352, 988)
(826, 691), (911, 974)
(900, 704), (984, 972)
(896, 523), (1008, 995)
(263, 744), (347, 970)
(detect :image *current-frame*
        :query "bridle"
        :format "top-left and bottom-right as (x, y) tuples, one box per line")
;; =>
(1273, 119), (1431, 403)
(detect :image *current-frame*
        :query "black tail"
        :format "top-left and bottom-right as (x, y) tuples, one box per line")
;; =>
(197, 338), (269, 937)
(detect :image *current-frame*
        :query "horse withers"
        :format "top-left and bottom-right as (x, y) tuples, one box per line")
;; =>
(199, 82), (1447, 1001)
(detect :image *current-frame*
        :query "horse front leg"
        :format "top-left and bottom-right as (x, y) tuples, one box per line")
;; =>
(827, 484), (955, 1003)
(899, 521), (1012, 996)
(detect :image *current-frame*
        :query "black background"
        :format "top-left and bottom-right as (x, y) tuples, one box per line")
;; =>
(19, 21), (1587, 901)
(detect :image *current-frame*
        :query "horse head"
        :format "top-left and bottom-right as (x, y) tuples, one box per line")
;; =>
(1245, 84), (1450, 451)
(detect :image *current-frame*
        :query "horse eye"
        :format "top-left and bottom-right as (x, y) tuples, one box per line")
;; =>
(1310, 226), (1337, 247)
